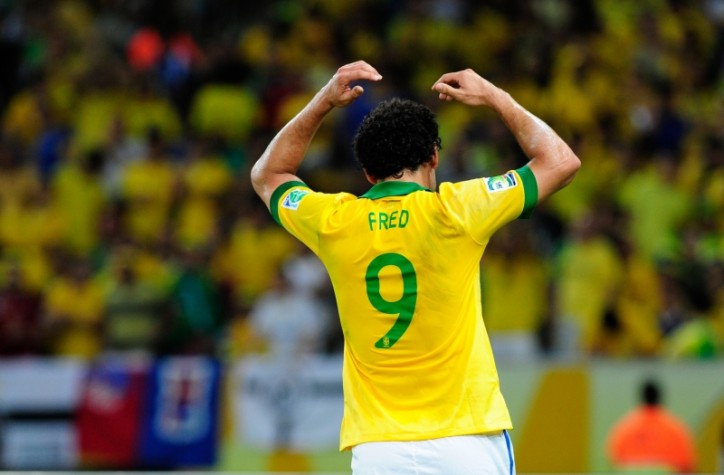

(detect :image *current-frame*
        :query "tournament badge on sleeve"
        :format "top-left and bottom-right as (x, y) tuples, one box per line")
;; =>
(485, 172), (518, 192)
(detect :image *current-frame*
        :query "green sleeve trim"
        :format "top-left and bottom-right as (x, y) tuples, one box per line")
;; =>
(516, 165), (538, 219)
(270, 180), (308, 226)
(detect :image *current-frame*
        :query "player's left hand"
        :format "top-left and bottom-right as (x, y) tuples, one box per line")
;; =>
(431, 68), (504, 108)
(321, 60), (383, 108)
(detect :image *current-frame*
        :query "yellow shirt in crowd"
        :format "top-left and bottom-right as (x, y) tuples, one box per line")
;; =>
(481, 235), (549, 334)
(45, 276), (105, 359)
(121, 158), (177, 243)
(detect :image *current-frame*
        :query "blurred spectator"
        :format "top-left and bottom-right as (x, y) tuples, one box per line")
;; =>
(281, 243), (341, 353)
(102, 248), (168, 355)
(618, 149), (693, 262)
(71, 58), (130, 156)
(662, 256), (723, 359)
(2, 78), (50, 146)
(602, 237), (663, 357)
(121, 74), (182, 143)
(246, 254), (333, 472)
(0, 248), (53, 298)
(0, 264), (43, 356)
(657, 269), (692, 337)
(36, 119), (72, 187)
(0, 137), (41, 212)
(130, 240), (179, 294)
(120, 127), (179, 244)
(546, 134), (622, 223)
(126, 27), (164, 72)
(481, 222), (551, 362)
(554, 210), (624, 356)
(159, 246), (224, 355)
(211, 199), (297, 310)
(664, 309), (723, 359)
(101, 116), (147, 199)
(189, 81), (258, 143)
(606, 379), (697, 473)
(174, 137), (233, 249)
(700, 136), (723, 221)
(281, 242), (331, 298)
(52, 148), (107, 255)
(248, 268), (330, 360)
(0, 187), (64, 253)
(159, 32), (203, 94)
(44, 258), (104, 359)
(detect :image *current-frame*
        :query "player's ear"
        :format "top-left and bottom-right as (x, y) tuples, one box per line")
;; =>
(431, 149), (439, 169)
(363, 169), (378, 185)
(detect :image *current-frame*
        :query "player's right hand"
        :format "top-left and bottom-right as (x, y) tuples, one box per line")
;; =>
(321, 60), (383, 108)
(431, 69), (504, 108)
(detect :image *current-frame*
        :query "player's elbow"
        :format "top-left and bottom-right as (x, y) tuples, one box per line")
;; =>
(250, 158), (268, 197)
(531, 150), (581, 201)
(561, 151), (581, 185)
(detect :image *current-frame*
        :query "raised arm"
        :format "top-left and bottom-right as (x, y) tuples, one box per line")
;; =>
(251, 61), (383, 208)
(432, 69), (580, 201)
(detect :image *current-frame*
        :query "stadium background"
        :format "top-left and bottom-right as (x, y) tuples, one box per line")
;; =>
(0, 0), (722, 473)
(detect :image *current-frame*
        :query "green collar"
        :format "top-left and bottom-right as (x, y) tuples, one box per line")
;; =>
(359, 181), (431, 199)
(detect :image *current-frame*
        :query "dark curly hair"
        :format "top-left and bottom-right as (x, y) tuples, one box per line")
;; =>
(353, 98), (440, 180)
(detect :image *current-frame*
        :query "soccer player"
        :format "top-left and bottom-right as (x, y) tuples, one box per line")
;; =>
(251, 61), (580, 474)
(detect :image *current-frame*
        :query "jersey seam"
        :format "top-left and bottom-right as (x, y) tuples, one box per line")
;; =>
(460, 179), (490, 247)
(438, 189), (482, 246)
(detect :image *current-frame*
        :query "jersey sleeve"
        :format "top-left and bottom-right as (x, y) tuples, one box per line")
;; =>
(269, 180), (336, 254)
(440, 165), (538, 243)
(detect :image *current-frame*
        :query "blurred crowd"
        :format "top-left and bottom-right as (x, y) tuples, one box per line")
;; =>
(0, 0), (721, 362)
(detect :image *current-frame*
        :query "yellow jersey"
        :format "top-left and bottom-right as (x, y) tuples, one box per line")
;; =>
(271, 165), (537, 450)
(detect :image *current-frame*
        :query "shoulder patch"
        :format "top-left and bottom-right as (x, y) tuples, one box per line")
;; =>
(485, 172), (518, 192)
(281, 189), (310, 210)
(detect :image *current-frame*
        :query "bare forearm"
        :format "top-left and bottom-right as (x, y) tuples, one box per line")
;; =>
(489, 90), (580, 199)
(251, 61), (382, 207)
(432, 70), (580, 201)
(251, 61), (382, 208)
(251, 92), (333, 203)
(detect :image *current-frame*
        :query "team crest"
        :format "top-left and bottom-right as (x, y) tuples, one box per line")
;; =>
(485, 172), (517, 192)
(282, 189), (310, 210)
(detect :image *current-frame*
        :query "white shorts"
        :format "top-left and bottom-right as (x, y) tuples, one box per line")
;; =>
(351, 431), (515, 475)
